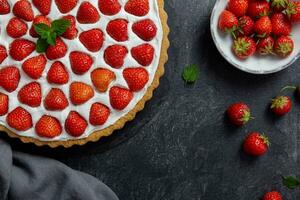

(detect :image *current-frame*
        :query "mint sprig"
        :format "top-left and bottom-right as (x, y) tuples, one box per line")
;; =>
(34, 19), (70, 53)
(182, 64), (199, 84)
(283, 176), (300, 189)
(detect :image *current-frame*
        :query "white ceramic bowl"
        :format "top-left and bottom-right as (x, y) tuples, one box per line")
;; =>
(210, 0), (300, 74)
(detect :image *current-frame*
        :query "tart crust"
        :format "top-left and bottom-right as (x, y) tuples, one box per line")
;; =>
(0, 0), (170, 148)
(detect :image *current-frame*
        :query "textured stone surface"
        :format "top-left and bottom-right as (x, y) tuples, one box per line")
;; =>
(2, 0), (300, 199)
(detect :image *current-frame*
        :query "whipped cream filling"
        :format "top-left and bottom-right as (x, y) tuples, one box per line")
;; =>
(0, 0), (163, 141)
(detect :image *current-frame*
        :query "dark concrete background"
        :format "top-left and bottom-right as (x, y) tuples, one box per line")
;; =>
(2, 0), (300, 199)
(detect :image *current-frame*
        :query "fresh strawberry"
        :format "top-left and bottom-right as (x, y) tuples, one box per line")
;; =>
(132, 19), (157, 41)
(0, 0), (10, 14)
(104, 45), (128, 68)
(0, 92), (8, 116)
(227, 102), (251, 126)
(18, 82), (42, 107)
(227, 0), (248, 17)
(33, 0), (51, 15)
(257, 36), (275, 55)
(61, 15), (78, 40)
(55, 0), (78, 13)
(247, 1), (270, 19)
(284, 1), (300, 22)
(131, 44), (154, 66)
(0, 66), (20, 92)
(22, 55), (47, 79)
(125, 0), (149, 17)
(47, 61), (69, 85)
(98, 0), (121, 16)
(123, 67), (149, 92)
(218, 10), (239, 35)
(79, 29), (104, 52)
(232, 36), (256, 59)
(12, 0), (34, 21)
(262, 191), (282, 200)
(65, 111), (88, 137)
(107, 19), (128, 42)
(91, 68), (116, 92)
(89, 103), (110, 126)
(6, 17), (28, 38)
(6, 107), (32, 131)
(69, 51), (93, 75)
(69, 82), (94, 105)
(45, 37), (67, 60)
(9, 39), (35, 61)
(271, 96), (292, 116)
(44, 88), (69, 111)
(271, 0), (288, 12)
(254, 16), (272, 37)
(109, 86), (133, 110)
(243, 132), (269, 156)
(35, 115), (62, 138)
(0, 45), (7, 64)
(236, 16), (254, 37)
(76, 1), (100, 24)
(274, 36), (294, 57)
(30, 15), (51, 38)
(271, 13), (291, 36)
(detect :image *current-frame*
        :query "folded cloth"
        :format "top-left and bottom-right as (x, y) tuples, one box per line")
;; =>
(0, 139), (119, 200)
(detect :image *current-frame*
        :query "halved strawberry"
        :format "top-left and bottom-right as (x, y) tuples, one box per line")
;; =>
(104, 45), (128, 68)
(109, 86), (133, 110)
(131, 44), (154, 66)
(274, 36), (294, 57)
(70, 82), (94, 105)
(18, 82), (42, 107)
(47, 61), (69, 85)
(247, 1), (270, 19)
(227, 0), (248, 17)
(98, 0), (121, 15)
(257, 36), (275, 56)
(125, 0), (149, 17)
(65, 111), (88, 137)
(0, 45), (8, 64)
(123, 67), (149, 92)
(0, 0), (10, 14)
(30, 15), (51, 38)
(9, 39), (35, 61)
(35, 115), (62, 138)
(44, 88), (69, 111)
(91, 68), (116, 92)
(45, 37), (68, 60)
(33, 0), (52, 15)
(132, 19), (157, 41)
(0, 66), (20, 92)
(77, 1), (100, 24)
(232, 36), (256, 59)
(6, 107), (33, 131)
(55, 0), (78, 13)
(79, 29), (104, 52)
(12, 0), (34, 21)
(6, 17), (28, 38)
(271, 13), (291, 36)
(89, 103), (110, 126)
(107, 19), (128, 42)
(69, 51), (93, 75)
(0, 92), (8, 116)
(22, 55), (47, 79)
(61, 15), (78, 40)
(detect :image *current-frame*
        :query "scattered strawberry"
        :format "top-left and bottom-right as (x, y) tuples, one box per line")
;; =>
(0, 66), (20, 92)
(132, 19), (157, 41)
(98, 0), (121, 16)
(104, 45), (128, 68)
(91, 68), (116, 92)
(257, 36), (275, 55)
(109, 86), (133, 110)
(0, 0), (10, 14)
(254, 16), (272, 37)
(65, 111), (88, 137)
(0, 92), (8, 116)
(284, 1), (300, 22)
(77, 1), (100, 24)
(6, 17), (28, 38)
(262, 191), (282, 200)
(79, 29), (104, 52)
(123, 67), (149, 92)
(6, 107), (32, 131)
(35, 115), (62, 138)
(243, 132), (270, 156)
(274, 36), (294, 57)
(107, 19), (128, 42)
(227, 0), (248, 17)
(18, 82), (42, 107)
(69, 82), (94, 105)
(271, 95), (292, 116)
(55, 0), (78, 13)
(271, 13), (291, 36)
(227, 102), (251, 126)
(69, 51), (93, 75)
(0, 45), (7, 64)
(47, 61), (69, 85)
(44, 88), (69, 111)
(33, 0), (52, 15)
(12, 0), (34, 21)
(45, 37), (68, 60)
(125, 0), (149, 17)
(232, 36), (256, 59)
(61, 15), (78, 40)
(9, 39), (35, 61)
(218, 10), (239, 35)
(22, 55), (47, 79)
(30, 15), (51, 38)
(247, 1), (270, 19)
(131, 44), (154, 66)
(89, 103), (110, 126)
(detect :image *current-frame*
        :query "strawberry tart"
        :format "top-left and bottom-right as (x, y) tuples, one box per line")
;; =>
(0, 0), (169, 147)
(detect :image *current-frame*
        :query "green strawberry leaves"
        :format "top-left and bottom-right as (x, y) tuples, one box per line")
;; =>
(34, 19), (70, 53)
(182, 64), (199, 84)
(283, 176), (300, 189)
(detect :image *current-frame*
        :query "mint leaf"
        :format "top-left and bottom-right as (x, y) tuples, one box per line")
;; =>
(283, 176), (300, 189)
(51, 19), (71, 36)
(36, 38), (49, 53)
(47, 32), (57, 45)
(182, 64), (199, 84)
(34, 23), (51, 39)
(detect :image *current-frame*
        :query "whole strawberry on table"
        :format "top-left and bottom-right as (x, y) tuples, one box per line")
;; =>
(218, 0), (300, 59)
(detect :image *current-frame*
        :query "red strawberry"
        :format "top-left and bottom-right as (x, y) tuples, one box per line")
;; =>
(262, 191), (282, 200)
(98, 0), (121, 16)
(0, 66), (20, 92)
(271, 96), (292, 116)
(18, 82), (42, 107)
(45, 37), (68, 60)
(30, 15), (51, 38)
(125, 0), (149, 17)
(0, 0), (10, 14)
(257, 36), (275, 55)
(107, 19), (128, 42)
(0, 92), (8, 116)
(0, 45), (7, 64)
(131, 44), (154, 66)
(254, 16), (272, 37)
(247, 1), (270, 19)
(77, 1), (100, 24)
(271, 0), (288, 12)
(284, 1), (300, 22)
(55, 0), (78, 13)
(44, 88), (69, 111)
(65, 111), (88, 137)
(35, 115), (62, 138)
(237, 16), (254, 36)
(79, 29), (104, 52)
(227, 102), (251, 126)
(69, 82), (94, 105)
(123, 67), (149, 92)
(61, 15), (78, 40)
(33, 0), (52, 15)
(69, 51), (93, 75)
(227, 0), (248, 17)
(243, 132), (270, 156)
(6, 17), (28, 38)
(271, 13), (291, 36)
(12, 0), (34, 21)
(89, 103), (110, 126)
(91, 68), (116, 92)
(104, 45), (128, 68)
(218, 10), (239, 35)
(6, 107), (32, 131)
(232, 36), (256, 59)
(132, 19), (157, 41)
(22, 55), (47, 79)
(47, 61), (69, 85)
(109, 86), (133, 110)
(274, 36), (294, 57)
(9, 39), (35, 61)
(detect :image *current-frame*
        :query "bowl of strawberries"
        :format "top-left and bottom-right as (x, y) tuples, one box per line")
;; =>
(211, 0), (300, 74)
